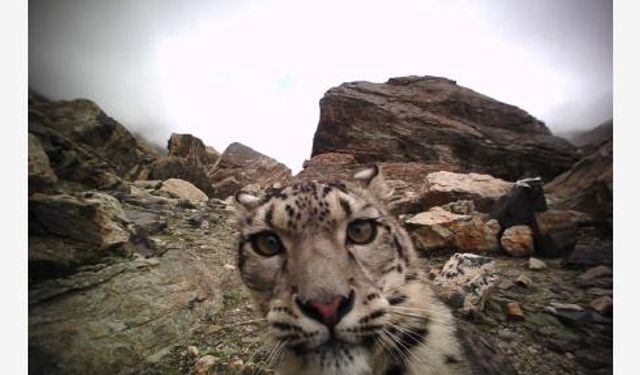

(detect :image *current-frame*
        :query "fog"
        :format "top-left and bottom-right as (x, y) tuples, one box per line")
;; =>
(29, 0), (612, 171)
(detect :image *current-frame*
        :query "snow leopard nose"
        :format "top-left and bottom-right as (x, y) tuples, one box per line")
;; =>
(296, 290), (355, 328)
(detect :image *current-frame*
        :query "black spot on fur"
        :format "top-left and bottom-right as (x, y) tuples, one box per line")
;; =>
(393, 235), (407, 262)
(339, 198), (352, 217)
(265, 206), (274, 228)
(388, 294), (407, 305)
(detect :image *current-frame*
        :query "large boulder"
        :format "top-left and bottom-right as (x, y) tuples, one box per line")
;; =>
(167, 133), (219, 165)
(149, 156), (214, 196)
(208, 142), (292, 199)
(158, 178), (209, 206)
(29, 192), (130, 249)
(311, 76), (578, 182)
(545, 138), (612, 226)
(405, 206), (500, 254)
(419, 171), (513, 212)
(29, 192), (132, 281)
(28, 133), (58, 194)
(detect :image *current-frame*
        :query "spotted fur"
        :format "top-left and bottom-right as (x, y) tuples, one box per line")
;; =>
(234, 166), (472, 375)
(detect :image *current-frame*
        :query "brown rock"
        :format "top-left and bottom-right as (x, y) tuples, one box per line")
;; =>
(578, 266), (613, 286)
(159, 178), (209, 206)
(311, 76), (578, 182)
(192, 355), (219, 375)
(500, 225), (534, 257)
(534, 209), (581, 257)
(545, 136), (612, 225)
(149, 156), (213, 196)
(28, 133), (58, 194)
(528, 257), (547, 270)
(405, 207), (499, 254)
(590, 296), (613, 316)
(515, 274), (533, 288)
(28, 94), (157, 183)
(168, 133), (219, 165)
(208, 142), (292, 199)
(29, 192), (130, 249)
(506, 302), (525, 321)
(421, 171), (513, 212)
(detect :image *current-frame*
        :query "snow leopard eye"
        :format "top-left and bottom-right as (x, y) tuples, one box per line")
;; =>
(346, 219), (377, 245)
(250, 232), (284, 256)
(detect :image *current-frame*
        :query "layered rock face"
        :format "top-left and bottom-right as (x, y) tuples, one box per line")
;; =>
(28, 93), (159, 188)
(545, 137), (612, 225)
(311, 76), (578, 182)
(208, 142), (292, 199)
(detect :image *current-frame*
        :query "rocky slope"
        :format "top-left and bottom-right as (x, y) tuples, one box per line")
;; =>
(28, 80), (612, 375)
(311, 76), (578, 182)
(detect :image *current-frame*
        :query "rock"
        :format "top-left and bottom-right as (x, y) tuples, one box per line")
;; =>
(405, 207), (499, 254)
(208, 142), (292, 199)
(545, 132), (612, 225)
(149, 156), (214, 197)
(433, 253), (499, 314)
(123, 206), (168, 236)
(505, 302), (525, 321)
(159, 178), (209, 206)
(29, 192), (130, 249)
(500, 225), (534, 257)
(590, 296), (613, 316)
(187, 346), (199, 358)
(570, 119), (612, 154)
(565, 228), (613, 267)
(131, 180), (163, 190)
(311, 76), (577, 182)
(442, 200), (476, 215)
(578, 266), (613, 284)
(515, 274), (533, 288)
(529, 257), (547, 270)
(192, 355), (219, 375)
(168, 133), (219, 165)
(549, 302), (583, 311)
(576, 266), (613, 290)
(29, 133), (58, 194)
(574, 349), (612, 370)
(534, 209), (580, 257)
(28, 94), (157, 184)
(421, 171), (513, 212)
(29, 237), (232, 375)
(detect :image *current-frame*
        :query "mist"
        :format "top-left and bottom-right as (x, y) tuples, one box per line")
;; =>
(29, 0), (612, 171)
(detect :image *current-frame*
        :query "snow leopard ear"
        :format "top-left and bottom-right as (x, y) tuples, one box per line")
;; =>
(353, 164), (394, 202)
(235, 191), (262, 210)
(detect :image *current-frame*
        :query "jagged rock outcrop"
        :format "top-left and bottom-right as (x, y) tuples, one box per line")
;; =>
(545, 138), (612, 225)
(208, 142), (292, 199)
(28, 133), (58, 194)
(168, 133), (219, 165)
(311, 76), (578, 182)
(28, 93), (158, 185)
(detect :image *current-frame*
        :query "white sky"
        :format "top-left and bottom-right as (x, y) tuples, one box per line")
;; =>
(29, 0), (612, 172)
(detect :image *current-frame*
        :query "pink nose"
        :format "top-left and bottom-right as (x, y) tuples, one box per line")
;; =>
(309, 297), (344, 325)
(296, 291), (355, 327)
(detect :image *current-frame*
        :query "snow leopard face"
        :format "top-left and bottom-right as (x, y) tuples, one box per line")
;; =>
(234, 166), (469, 375)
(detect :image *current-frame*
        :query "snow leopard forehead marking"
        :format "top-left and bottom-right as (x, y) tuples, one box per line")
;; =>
(241, 180), (383, 236)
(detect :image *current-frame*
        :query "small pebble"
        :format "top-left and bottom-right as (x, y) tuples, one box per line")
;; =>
(515, 274), (532, 288)
(506, 302), (525, 321)
(529, 257), (547, 270)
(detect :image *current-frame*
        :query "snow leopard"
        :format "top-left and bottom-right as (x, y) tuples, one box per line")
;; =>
(233, 165), (473, 375)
